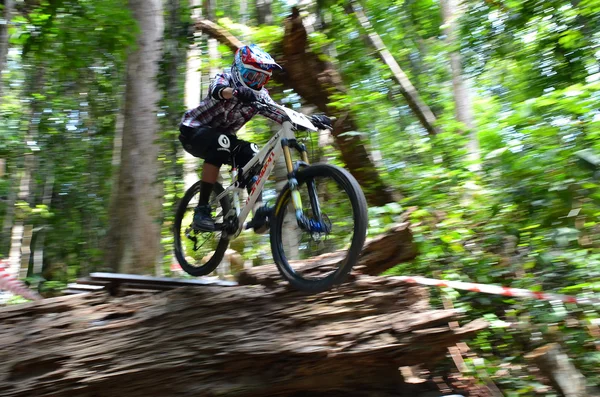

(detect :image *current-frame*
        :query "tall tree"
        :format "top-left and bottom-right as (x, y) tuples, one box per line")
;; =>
(7, 114), (36, 280)
(0, 169), (16, 256)
(6, 64), (45, 280)
(280, 10), (397, 205)
(182, 0), (203, 191)
(202, 0), (215, 20)
(0, 0), (12, 97)
(105, 0), (165, 274)
(440, 0), (479, 168)
(256, 0), (272, 25)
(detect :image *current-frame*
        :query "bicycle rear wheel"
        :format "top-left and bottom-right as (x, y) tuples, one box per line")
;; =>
(270, 163), (368, 293)
(173, 181), (230, 276)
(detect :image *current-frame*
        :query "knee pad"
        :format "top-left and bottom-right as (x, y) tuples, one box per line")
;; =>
(204, 151), (230, 168)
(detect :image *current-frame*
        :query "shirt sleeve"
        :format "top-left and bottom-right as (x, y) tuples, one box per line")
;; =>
(258, 91), (287, 124)
(209, 73), (231, 100)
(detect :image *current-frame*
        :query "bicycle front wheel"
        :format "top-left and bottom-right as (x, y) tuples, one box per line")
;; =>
(270, 163), (368, 293)
(173, 181), (230, 276)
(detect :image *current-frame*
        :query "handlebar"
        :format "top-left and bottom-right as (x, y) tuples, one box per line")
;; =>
(250, 100), (334, 131)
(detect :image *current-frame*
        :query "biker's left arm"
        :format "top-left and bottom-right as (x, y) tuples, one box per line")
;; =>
(257, 93), (287, 124)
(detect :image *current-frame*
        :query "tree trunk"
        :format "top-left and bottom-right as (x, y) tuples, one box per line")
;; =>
(440, 0), (480, 169)
(0, 0), (12, 97)
(5, 63), (45, 280)
(0, 166), (17, 256)
(239, 0), (248, 26)
(7, 110), (38, 280)
(104, 0), (164, 274)
(256, 0), (272, 25)
(202, 0), (215, 20)
(0, 278), (487, 396)
(7, 221), (24, 278)
(182, 0), (203, 191)
(351, 1), (439, 137)
(165, 0), (186, 126)
(194, 18), (397, 207)
(525, 343), (600, 397)
(31, 172), (54, 276)
(203, 0), (219, 77)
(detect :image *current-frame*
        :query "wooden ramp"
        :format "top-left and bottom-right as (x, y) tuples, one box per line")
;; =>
(66, 272), (237, 296)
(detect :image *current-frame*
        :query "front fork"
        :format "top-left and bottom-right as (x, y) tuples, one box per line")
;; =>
(282, 139), (329, 233)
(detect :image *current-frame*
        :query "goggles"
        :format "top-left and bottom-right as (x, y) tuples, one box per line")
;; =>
(239, 65), (271, 89)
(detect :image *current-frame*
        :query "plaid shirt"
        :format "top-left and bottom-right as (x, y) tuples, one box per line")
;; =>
(180, 71), (286, 133)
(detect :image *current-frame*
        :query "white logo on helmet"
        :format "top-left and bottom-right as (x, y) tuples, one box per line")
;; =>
(250, 143), (259, 153)
(218, 135), (231, 149)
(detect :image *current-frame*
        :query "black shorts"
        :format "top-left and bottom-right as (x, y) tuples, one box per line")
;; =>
(179, 125), (259, 168)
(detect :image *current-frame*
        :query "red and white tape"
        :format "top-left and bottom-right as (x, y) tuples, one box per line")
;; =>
(390, 276), (600, 306)
(0, 267), (42, 301)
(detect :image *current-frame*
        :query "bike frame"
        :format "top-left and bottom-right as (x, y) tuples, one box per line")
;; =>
(213, 104), (312, 239)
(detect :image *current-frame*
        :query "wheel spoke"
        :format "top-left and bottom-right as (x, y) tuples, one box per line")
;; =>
(173, 182), (231, 277)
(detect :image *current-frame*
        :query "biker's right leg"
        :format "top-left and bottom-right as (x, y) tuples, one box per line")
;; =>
(179, 125), (233, 232)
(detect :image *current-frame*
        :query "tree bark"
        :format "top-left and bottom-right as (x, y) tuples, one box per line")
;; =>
(255, 0), (272, 25)
(164, 0), (187, 126)
(0, 0), (12, 97)
(525, 343), (600, 397)
(5, 62), (44, 281)
(31, 172), (54, 275)
(440, 0), (480, 168)
(182, 0), (203, 192)
(7, 110), (38, 280)
(0, 278), (487, 396)
(202, 0), (215, 20)
(0, 165), (17, 256)
(195, 18), (398, 207)
(104, 0), (164, 274)
(239, 0), (248, 25)
(351, 2), (439, 137)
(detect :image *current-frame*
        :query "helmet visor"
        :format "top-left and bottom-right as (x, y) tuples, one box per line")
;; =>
(239, 66), (271, 89)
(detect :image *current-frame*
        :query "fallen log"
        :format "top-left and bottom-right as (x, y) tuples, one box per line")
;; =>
(237, 222), (417, 287)
(0, 275), (486, 397)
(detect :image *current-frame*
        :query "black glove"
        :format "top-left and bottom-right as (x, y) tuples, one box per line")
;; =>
(311, 114), (332, 130)
(233, 87), (258, 103)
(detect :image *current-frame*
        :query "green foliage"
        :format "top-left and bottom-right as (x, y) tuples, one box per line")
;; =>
(1, 0), (600, 393)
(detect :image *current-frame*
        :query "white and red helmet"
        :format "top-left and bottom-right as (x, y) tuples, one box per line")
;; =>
(232, 44), (281, 91)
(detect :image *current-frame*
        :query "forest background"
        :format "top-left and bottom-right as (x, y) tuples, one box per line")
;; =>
(1, 0), (599, 395)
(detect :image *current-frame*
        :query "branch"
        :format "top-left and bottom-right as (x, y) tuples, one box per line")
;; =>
(194, 19), (243, 52)
(350, 1), (440, 136)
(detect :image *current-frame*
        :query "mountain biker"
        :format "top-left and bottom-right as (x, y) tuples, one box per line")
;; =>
(179, 44), (331, 233)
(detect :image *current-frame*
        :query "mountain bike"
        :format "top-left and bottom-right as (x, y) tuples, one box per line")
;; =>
(173, 101), (368, 293)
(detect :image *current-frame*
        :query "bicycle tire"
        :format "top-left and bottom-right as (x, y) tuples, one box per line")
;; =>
(173, 181), (230, 276)
(270, 163), (368, 293)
